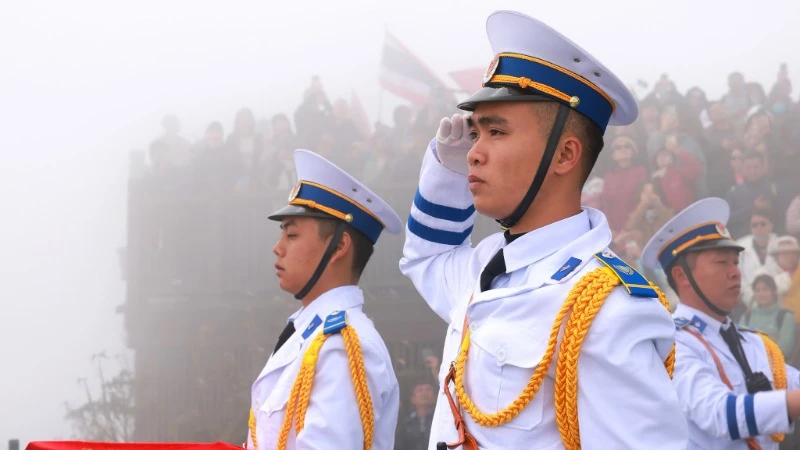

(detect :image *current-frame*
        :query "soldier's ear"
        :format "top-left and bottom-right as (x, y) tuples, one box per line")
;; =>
(551, 134), (583, 177)
(670, 263), (686, 285)
(330, 230), (353, 265)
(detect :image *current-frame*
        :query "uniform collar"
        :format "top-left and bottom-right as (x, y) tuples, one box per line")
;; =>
(503, 209), (592, 273)
(290, 285), (364, 337)
(674, 303), (730, 335)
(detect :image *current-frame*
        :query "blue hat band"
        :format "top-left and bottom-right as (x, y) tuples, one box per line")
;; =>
(485, 53), (614, 131)
(290, 181), (384, 244)
(657, 222), (729, 268)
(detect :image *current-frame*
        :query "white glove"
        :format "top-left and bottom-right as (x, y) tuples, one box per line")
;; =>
(435, 114), (473, 175)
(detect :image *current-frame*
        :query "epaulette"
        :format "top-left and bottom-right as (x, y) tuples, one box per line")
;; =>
(323, 310), (348, 335)
(594, 251), (658, 298)
(674, 317), (691, 330)
(301, 315), (323, 339)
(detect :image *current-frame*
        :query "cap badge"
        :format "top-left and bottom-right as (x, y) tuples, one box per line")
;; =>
(483, 54), (500, 84)
(716, 223), (731, 239)
(288, 182), (302, 202)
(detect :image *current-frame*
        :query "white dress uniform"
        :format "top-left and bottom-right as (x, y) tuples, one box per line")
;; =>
(248, 150), (401, 450)
(249, 286), (400, 450)
(400, 144), (688, 449)
(672, 304), (800, 449)
(641, 197), (800, 449)
(400, 10), (688, 450)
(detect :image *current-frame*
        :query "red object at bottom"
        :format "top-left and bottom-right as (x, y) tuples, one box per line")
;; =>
(26, 442), (243, 450)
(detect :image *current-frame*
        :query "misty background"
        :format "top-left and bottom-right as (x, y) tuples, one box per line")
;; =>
(2, 0), (800, 446)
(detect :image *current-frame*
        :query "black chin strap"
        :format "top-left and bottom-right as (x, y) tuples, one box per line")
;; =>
(679, 256), (732, 317)
(294, 221), (348, 300)
(498, 103), (570, 229)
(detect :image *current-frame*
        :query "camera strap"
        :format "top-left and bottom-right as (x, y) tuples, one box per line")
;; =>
(683, 328), (734, 387)
(720, 323), (757, 380)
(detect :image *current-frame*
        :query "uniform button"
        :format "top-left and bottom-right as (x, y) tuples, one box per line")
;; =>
(496, 348), (507, 362)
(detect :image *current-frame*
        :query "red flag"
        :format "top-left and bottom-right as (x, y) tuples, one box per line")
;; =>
(379, 30), (447, 104)
(27, 442), (242, 450)
(448, 68), (486, 95)
(350, 90), (372, 137)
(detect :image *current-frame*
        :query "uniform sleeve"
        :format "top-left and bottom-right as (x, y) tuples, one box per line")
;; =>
(295, 334), (398, 450)
(673, 333), (793, 440)
(399, 139), (477, 322)
(786, 364), (800, 390)
(576, 290), (689, 449)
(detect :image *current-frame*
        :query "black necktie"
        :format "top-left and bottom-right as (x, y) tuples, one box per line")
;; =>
(480, 248), (506, 292)
(720, 323), (754, 377)
(272, 321), (296, 354)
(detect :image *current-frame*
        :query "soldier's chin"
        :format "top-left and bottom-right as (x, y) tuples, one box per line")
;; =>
(278, 278), (298, 296)
(472, 197), (513, 221)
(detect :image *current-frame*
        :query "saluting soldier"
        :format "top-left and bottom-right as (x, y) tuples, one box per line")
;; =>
(400, 10), (688, 449)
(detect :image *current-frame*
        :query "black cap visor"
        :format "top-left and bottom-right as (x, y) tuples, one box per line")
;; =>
(457, 86), (556, 111)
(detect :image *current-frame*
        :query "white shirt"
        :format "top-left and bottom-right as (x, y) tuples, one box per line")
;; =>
(672, 303), (800, 449)
(399, 142), (688, 449)
(738, 234), (781, 305)
(248, 286), (399, 450)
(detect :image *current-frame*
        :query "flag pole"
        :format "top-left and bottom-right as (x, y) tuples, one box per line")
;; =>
(377, 23), (387, 126)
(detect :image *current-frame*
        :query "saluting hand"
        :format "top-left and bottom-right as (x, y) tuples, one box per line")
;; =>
(435, 114), (473, 175)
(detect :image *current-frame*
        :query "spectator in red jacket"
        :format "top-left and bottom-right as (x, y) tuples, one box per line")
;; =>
(650, 134), (702, 212)
(598, 136), (649, 234)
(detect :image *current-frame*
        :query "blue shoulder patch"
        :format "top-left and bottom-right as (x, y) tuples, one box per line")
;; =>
(551, 257), (582, 281)
(594, 251), (658, 298)
(674, 317), (690, 330)
(323, 310), (348, 335)
(690, 315), (708, 333)
(301, 315), (323, 339)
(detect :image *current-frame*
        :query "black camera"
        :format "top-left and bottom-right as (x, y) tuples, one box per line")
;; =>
(746, 371), (773, 393)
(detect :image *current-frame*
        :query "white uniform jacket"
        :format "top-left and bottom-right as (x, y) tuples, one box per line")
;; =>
(399, 142), (689, 449)
(673, 303), (800, 449)
(247, 286), (399, 450)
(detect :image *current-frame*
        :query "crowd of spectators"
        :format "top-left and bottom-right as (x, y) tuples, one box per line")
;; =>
(142, 67), (800, 448)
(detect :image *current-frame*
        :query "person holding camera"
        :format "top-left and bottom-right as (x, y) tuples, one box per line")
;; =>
(642, 197), (800, 449)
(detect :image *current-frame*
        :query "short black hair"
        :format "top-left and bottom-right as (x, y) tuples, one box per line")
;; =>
(665, 253), (698, 294)
(750, 207), (775, 224)
(315, 217), (374, 282)
(752, 273), (777, 294)
(531, 103), (605, 184)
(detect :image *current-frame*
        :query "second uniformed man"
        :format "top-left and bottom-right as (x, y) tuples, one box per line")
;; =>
(643, 197), (800, 449)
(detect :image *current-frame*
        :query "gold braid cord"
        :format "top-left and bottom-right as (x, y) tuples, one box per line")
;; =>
(760, 333), (787, 444)
(453, 266), (675, 448)
(248, 408), (259, 450)
(261, 325), (373, 450)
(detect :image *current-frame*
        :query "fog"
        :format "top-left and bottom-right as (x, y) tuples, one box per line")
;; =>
(2, 0), (799, 445)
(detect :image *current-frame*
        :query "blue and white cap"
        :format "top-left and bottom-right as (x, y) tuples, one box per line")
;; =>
(458, 10), (638, 132)
(642, 198), (744, 271)
(268, 150), (402, 244)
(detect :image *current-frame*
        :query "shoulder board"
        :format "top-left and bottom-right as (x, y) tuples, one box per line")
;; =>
(674, 317), (691, 330)
(301, 315), (323, 339)
(323, 310), (348, 335)
(594, 251), (658, 298)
